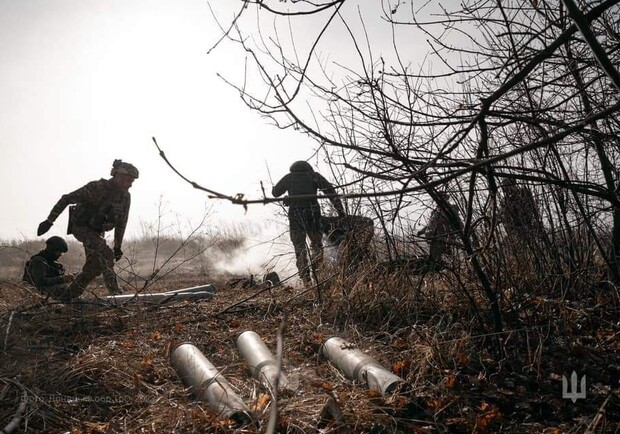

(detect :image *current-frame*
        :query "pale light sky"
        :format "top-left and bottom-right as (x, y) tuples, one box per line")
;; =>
(0, 1), (429, 247)
(0, 0), (320, 241)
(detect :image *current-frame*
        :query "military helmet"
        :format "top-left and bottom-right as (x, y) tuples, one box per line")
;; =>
(290, 160), (313, 173)
(500, 178), (517, 189)
(111, 159), (139, 179)
(46, 236), (68, 253)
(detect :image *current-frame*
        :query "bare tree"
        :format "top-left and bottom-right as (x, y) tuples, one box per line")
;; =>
(208, 0), (620, 334)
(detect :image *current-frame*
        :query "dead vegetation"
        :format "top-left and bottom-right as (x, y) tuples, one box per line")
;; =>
(1, 251), (618, 433)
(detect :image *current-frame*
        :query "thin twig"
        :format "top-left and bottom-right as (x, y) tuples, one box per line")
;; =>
(0, 379), (28, 434)
(3, 311), (14, 352)
(584, 392), (612, 434)
(265, 313), (287, 434)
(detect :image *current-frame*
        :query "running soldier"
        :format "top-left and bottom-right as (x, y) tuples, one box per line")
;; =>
(23, 236), (77, 301)
(272, 161), (345, 286)
(36, 159), (139, 297)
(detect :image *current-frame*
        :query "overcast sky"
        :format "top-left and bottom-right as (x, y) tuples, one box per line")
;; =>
(0, 0), (429, 255)
(0, 0), (308, 241)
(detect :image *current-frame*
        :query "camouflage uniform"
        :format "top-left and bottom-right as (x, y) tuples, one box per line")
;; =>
(272, 161), (345, 285)
(500, 181), (544, 242)
(419, 197), (462, 265)
(23, 251), (76, 301)
(45, 179), (131, 295)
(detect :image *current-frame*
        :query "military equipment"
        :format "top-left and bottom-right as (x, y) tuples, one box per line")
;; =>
(263, 271), (280, 285)
(170, 343), (255, 426)
(225, 276), (255, 289)
(322, 337), (404, 395)
(237, 331), (289, 391)
(110, 159), (139, 178)
(66, 187), (122, 233)
(46, 236), (68, 253)
(321, 215), (373, 246)
(289, 160), (313, 172)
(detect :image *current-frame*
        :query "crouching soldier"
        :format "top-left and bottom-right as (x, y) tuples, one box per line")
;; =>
(36, 159), (139, 296)
(23, 236), (77, 301)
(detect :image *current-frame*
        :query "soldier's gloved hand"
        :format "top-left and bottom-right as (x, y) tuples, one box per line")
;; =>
(113, 247), (123, 261)
(37, 220), (52, 236)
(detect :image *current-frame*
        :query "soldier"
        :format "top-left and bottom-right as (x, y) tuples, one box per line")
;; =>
(36, 159), (139, 297)
(23, 236), (77, 301)
(418, 193), (462, 267)
(272, 161), (345, 286)
(499, 178), (544, 242)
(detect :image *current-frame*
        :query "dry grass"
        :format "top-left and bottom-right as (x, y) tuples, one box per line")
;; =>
(0, 279), (420, 433)
(1, 264), (618, 433)
(1, 228), (619, 433)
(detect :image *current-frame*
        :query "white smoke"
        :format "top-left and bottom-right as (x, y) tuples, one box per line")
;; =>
(208, 219), (298, 281)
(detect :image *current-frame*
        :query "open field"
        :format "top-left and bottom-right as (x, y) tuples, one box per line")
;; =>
(1, 261), (619, 433)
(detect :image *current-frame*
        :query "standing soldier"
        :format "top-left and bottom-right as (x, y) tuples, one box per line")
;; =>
(272, 161), (345, 286)
(36, 159), (138, 297)
(418, 192), (462, 268)
(23, 236), (77, 301)
(499, 178), (545, 242)
(499, 178), (548, 273)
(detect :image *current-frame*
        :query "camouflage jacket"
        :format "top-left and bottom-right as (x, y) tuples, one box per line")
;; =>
(47, 178), (131, 248)
(272, 169), (344, 214)
(501, 186), (543, 233)
(23, 251), (65, 289)
(422, 201), (462, 240)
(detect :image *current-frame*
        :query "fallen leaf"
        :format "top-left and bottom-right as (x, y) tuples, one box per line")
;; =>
(141, 353), (154, 366)
(393, 360), (407, 375)
(367, 389), (382, 398)
(251, 393), (271, 412)
(322, 382), (334, 391)
(427, 398), (443, 412)
(445, 374), (457, 389)
(455, 350), (471, 366)
(475, 403), (501, 433)
(387, 394), (407, 410)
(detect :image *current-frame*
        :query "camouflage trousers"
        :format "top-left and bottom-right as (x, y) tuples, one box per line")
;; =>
(67, 226), (120, 295)
(36, 283), (78, 303)
(428, 239), (451, 263)
(290, 228), (323, 285)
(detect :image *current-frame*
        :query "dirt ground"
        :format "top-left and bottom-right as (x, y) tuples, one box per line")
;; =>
(0, 273), (618, 433)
